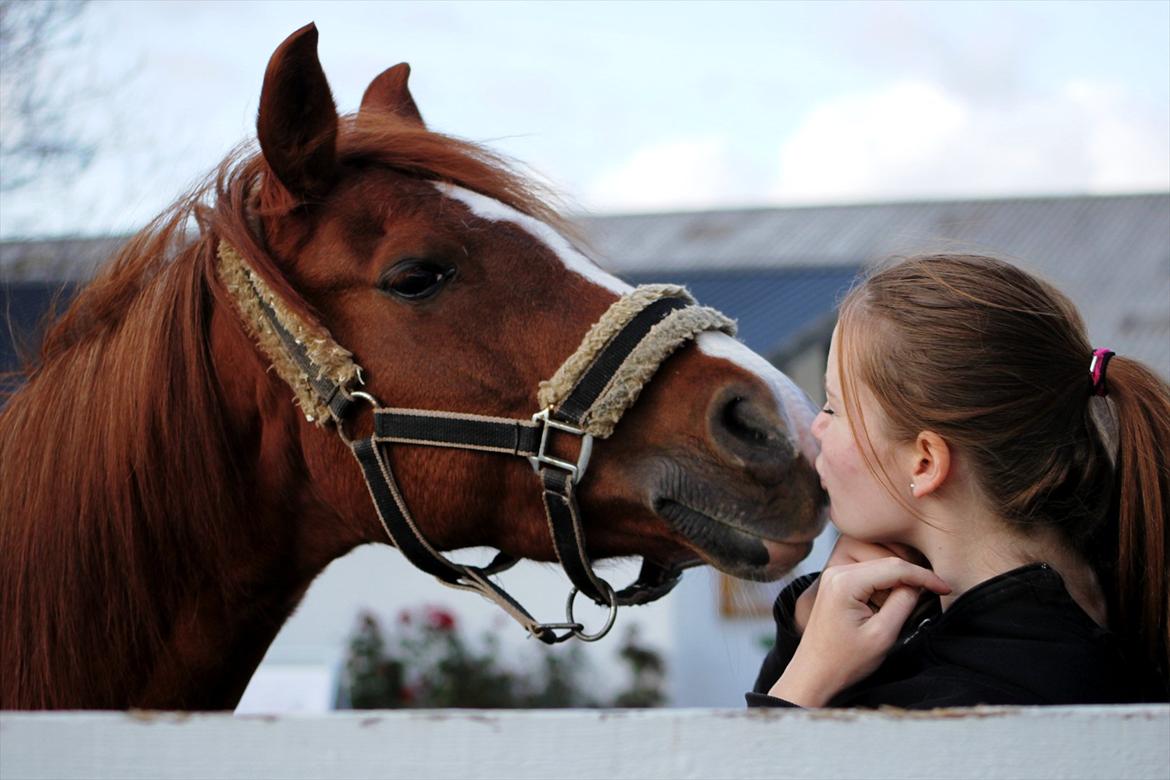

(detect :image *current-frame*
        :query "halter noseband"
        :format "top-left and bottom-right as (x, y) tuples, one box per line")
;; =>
(217, 241), (736, 643)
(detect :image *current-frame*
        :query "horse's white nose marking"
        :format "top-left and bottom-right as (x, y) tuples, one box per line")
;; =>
(434, 182), (631, 295)
(696, 331), (820, 465)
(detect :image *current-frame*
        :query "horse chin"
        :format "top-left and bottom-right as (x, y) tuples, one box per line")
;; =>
(651, 497), (821, 583)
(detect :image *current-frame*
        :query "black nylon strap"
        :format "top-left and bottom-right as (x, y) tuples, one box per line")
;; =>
(540, 470), (687, 607)
(374, 410), (541, 455)
(255, 293), (355, 421)
(614, 559), (686, 606)
(352, 437), (464, 584)
(352, 437), (562, 643)
(541, 468), (612, 606)
(555, 296), (689, 425)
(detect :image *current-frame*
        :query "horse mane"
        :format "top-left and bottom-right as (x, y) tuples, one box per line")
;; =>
(0, 113), (567, 708)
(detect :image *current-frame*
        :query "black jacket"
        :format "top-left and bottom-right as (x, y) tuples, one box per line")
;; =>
(747, 563), (1168, 709)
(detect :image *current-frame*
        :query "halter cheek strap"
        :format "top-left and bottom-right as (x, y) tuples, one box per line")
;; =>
(217, 240), (736, 643)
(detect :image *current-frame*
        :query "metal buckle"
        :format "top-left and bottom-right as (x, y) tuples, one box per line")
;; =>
(528, 408), (593, 484)
(336, 390), (380, 446)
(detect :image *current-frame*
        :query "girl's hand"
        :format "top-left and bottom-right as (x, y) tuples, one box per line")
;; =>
(793, 535), (927, 634)
(770, 557), (951, 707)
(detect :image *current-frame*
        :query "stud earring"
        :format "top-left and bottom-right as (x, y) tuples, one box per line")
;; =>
(910, 481), (917, 493)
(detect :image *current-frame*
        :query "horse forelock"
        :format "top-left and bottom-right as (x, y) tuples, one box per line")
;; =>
(335, 112), (581, 245)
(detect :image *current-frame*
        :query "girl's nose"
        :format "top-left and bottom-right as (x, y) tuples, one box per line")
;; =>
(810, 410), (828, 443)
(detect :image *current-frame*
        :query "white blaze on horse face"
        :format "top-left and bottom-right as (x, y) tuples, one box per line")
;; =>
(433, 182), (631, 296)
(696, 331), (821, 466)
(435, 182), (818, 463)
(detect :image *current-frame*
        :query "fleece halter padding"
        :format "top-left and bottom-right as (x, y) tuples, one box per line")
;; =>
(538, 284), (737, 437)
(217, 242), (361, 424)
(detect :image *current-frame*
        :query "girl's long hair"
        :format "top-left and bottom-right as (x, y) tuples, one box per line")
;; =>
(837, 254), (1169, 684)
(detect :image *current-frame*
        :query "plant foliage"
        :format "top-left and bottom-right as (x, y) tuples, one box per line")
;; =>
(340, 605), (667, 709)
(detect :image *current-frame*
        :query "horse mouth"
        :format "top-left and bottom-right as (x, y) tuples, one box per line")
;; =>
(652, 497), (819, 582)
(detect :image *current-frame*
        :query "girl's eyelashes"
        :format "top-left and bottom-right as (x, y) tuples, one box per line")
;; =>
(821, 404), (835, 415)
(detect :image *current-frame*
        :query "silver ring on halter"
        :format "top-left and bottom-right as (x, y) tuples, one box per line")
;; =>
(565, 581), (618, 642)
(337, 390), (380, 446)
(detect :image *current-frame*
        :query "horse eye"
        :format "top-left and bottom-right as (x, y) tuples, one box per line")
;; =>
(378, 261), (454, 301)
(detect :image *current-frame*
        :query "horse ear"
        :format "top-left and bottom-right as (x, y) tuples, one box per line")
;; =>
(360, 63), (425, 127)
(257, 23), (339, 203)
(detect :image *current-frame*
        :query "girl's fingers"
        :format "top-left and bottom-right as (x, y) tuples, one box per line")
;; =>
(866, 559), (950, 597)
(867, 588), (890, 609)
(824, 558), (951, 603)
(865, 585), (922, 638)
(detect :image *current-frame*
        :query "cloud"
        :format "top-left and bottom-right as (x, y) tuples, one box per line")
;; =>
(771, 79), (1170, 204)
(581, 78), (1168, 215)
(581, 137), (749, 213)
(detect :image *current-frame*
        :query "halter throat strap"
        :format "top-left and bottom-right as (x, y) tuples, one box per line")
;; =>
(217, 240), (734, 643)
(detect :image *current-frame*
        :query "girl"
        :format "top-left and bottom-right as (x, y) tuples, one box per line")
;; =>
(749, 254), (1169, 708)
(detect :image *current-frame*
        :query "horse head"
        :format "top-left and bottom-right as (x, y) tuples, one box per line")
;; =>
(0, 22), (827, 710)
(222, 24), (825, 606)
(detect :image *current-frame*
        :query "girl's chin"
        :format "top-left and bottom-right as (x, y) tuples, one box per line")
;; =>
(826, 503), (844, 527)
(825, 506), (860, 538)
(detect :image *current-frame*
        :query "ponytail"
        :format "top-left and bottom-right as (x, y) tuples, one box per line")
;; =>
(1106, 357), (1170, 683)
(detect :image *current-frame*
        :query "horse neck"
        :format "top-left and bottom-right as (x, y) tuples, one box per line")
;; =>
(0, 240), (343, 710)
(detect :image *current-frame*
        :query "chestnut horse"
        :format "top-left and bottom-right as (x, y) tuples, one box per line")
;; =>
(0, 24), (824, 710)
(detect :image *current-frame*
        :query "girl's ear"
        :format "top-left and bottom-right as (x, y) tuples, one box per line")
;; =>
(909, 431), (951, 498)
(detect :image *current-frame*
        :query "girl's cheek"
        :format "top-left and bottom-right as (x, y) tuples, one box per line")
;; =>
(818, 440), (843, 476)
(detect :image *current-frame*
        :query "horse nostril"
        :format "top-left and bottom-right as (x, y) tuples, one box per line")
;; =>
(709, 388), (798, 484)
(721, 395), (772, 445)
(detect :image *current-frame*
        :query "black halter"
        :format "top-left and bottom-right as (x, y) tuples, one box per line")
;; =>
(220, 242), (735, 643)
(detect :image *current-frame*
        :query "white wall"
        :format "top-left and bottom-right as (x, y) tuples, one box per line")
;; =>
(4, 707), (1167, 780)
(237, 545), (678, 713)
(238, 521), (837, 713)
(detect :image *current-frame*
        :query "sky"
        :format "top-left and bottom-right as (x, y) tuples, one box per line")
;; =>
(1, 0), (1168, 239)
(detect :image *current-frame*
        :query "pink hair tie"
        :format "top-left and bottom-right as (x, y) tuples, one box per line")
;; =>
(1089, 348), (1115, 397)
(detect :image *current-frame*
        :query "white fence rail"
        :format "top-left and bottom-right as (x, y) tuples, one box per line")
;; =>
(2, 706), (1168, 780)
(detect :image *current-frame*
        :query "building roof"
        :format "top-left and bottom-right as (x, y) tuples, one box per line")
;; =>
(586, 193), (1169, 376)
(623, 267), (858, 363)
(1, 236), (126, 284)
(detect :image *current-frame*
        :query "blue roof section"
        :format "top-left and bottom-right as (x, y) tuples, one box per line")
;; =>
(622, 266), (861, 361)
(1, 283), (78, 374)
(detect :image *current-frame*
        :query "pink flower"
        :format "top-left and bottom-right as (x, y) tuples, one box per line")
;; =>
(425, 606), (456, 632)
